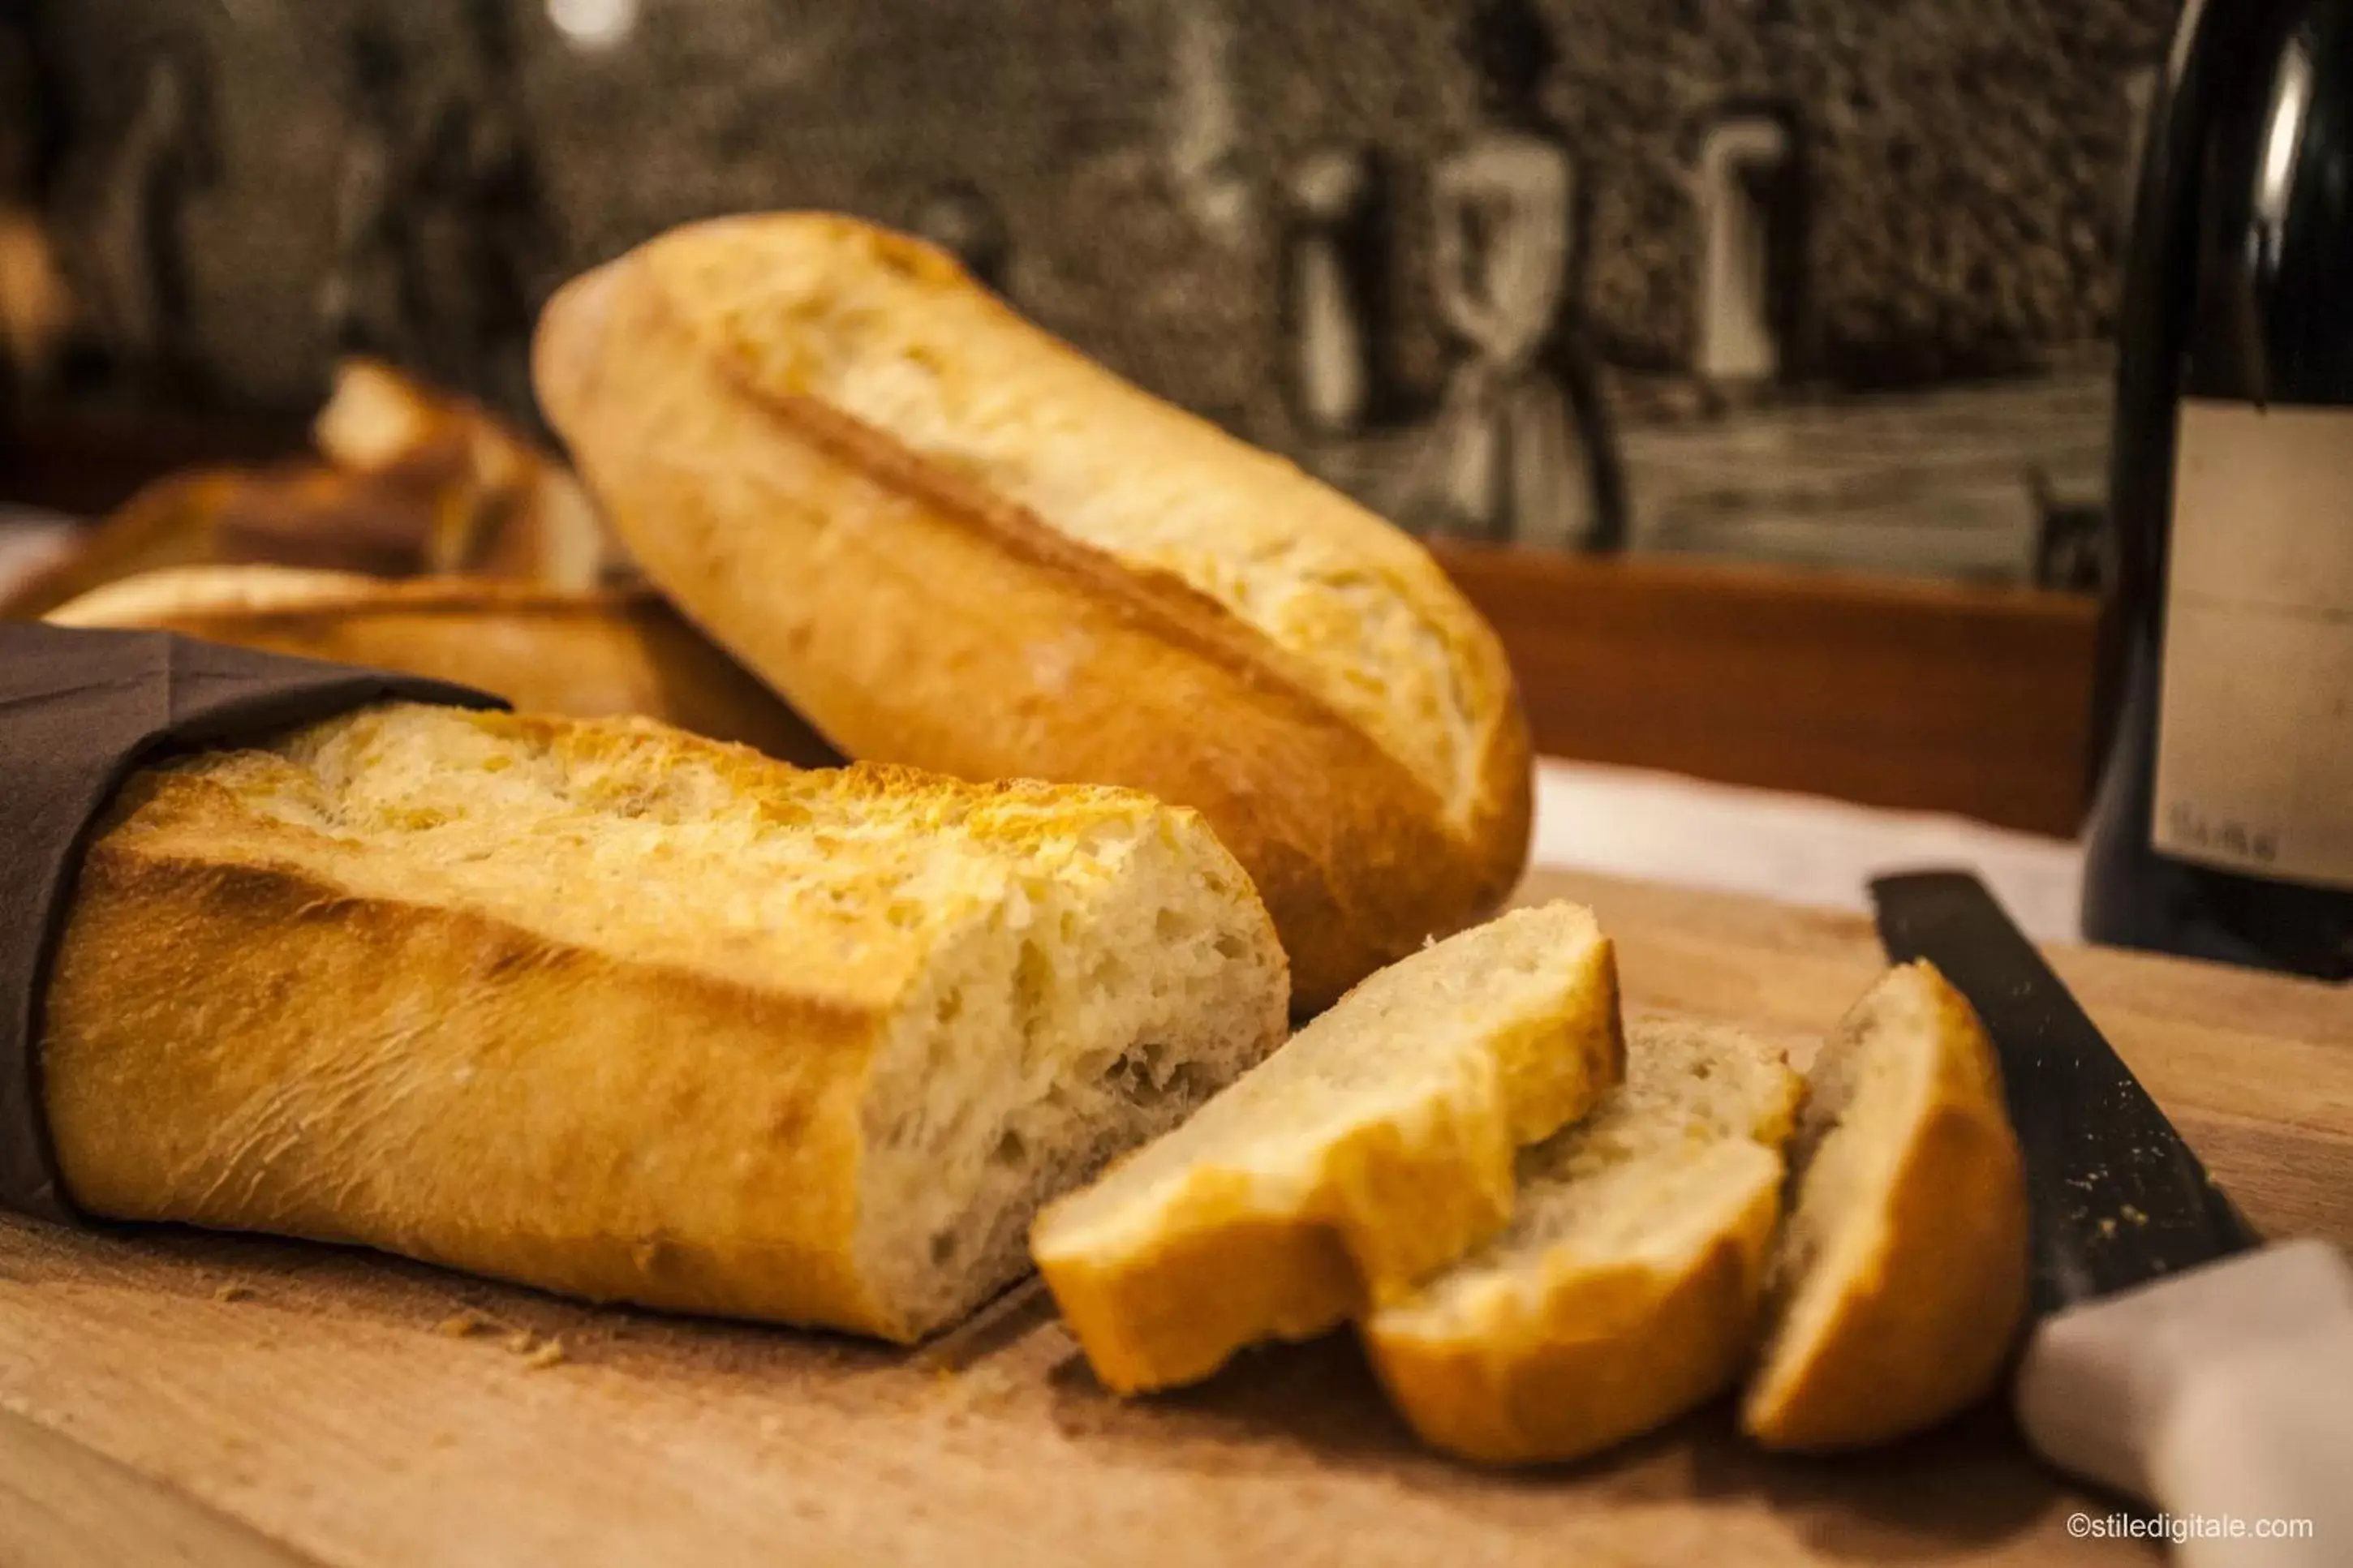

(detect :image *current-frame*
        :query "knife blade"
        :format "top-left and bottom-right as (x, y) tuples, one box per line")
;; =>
(1868, 870), (2258, 1317)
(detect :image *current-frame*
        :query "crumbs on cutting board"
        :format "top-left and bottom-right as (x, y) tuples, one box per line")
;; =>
(496, 1326), (569, 1368)
(426, 1307), (568, 1368)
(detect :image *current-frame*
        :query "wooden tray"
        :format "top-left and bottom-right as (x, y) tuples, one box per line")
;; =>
(6, 870), (2348, 1566)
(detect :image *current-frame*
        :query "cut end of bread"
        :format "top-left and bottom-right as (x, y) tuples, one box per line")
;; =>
(850, 802), (1293, 1337)
(1365, 1017), (1801, 1464)
(58, 704), (1288, 1341)
(1741, 960), (2029, 1450)
(1030, 900), (1622, 1394)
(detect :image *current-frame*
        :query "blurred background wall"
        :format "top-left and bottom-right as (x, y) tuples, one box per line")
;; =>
(4, 0), (2174, 581)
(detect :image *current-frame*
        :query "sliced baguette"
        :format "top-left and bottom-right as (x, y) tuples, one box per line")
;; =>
(1030, 901), (1623, 1394)
(1741, 960), (2029, 1449)
(45, 565), (841, 767)
(533, 213), (1533, 1012)
(43, 703), (1288, 1342)
(1363, 1017), (1805, 1464)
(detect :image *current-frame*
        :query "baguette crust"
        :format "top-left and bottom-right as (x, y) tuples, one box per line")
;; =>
(47, 805), (887, 1332)
(47, 566), (840, 767)
(534, 214), (1533, 1011)
(1366, 1156), (1781, 1464)
(1741, 963), (2030, 1450)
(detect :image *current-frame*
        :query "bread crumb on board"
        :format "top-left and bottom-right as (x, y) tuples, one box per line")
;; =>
(212, 1282), (255, 1303)
(431, 1311), (567, 1368)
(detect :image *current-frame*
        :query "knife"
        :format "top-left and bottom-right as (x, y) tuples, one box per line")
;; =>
(1870, 871), (2351, 1568)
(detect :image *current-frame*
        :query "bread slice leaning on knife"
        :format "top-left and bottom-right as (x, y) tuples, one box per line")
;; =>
(1743, 960), (2029, 1450)
(41, 703), (1289, 1342)
(533, 213), (1533, 1013)
(45, 565), (841, 768)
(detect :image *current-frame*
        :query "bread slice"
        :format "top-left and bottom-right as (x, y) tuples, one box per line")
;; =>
(1363, 1018), (1804, 1463)
(45, 565), (841, 767)
(1030, 902), (1623, 1394)
(1741, 960), (2029, 1449)
(533, 213), (1532, 1012)
(42, 704), (1288, 1342)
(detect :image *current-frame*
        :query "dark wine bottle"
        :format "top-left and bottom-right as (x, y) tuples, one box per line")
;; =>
(2084, 0), (2353, 978)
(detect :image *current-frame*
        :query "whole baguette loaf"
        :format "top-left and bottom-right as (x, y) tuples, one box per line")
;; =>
(45, 565), (841, 767)
(41, 704), (1288, 1341)
(1365, 1018), (1804, 1464)
(1742, 960), (2029, 1449)
(1031, 901), (1623, 1394)
(533, 213), (1534, 1012)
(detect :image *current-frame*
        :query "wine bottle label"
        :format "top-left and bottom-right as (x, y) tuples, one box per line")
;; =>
(2154, 398), (2353, 888)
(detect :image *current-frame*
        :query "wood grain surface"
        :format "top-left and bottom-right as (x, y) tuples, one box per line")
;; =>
(1432, 543), (2104, 837)
(2, 869), (2347, 1568)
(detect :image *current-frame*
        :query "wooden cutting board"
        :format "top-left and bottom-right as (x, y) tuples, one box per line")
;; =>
(5, 869), (2349, 1568)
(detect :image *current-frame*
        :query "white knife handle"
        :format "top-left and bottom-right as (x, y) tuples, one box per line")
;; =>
(2016, 1239), (2353, 1568)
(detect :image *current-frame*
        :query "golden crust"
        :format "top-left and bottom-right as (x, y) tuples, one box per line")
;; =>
(47, 566), (841, 767)
(1033, 931), (1623, 1395)
(45, 833), (893, 1334)
(533, 214), (1534, 1011)
(1740, 965), (2030, 1450)
(1363, 1164), (1782, 1464)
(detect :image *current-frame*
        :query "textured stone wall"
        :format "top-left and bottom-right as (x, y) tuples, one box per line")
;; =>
(28, 0), (2173, 431)
(1237, 0), (2174, 394)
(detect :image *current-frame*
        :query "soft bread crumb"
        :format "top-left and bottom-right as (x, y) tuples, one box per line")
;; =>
(211, 1282), (254, 1304)
(437, 1309), (497, 1339)
(523, 1338), (567, 1370)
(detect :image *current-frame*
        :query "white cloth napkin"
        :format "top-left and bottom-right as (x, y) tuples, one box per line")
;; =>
(1534, 756), (2083, 942)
